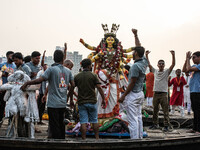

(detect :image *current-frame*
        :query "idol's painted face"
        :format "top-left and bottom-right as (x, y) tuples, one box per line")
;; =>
(106, 36), (115, 47)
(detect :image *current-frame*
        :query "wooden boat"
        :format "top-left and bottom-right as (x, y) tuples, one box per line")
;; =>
(1, 111), (200, 150)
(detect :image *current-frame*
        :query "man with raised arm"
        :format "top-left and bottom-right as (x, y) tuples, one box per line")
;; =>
(183, 51), (200, 133)
(118, 29), (148, 139)
(146, 50), (175, 132)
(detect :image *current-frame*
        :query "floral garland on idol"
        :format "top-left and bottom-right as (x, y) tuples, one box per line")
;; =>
(96, 42), (123, 80)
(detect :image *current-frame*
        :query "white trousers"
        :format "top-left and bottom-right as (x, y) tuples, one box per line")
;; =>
(146, 97), (153, 106)
(122, 91), (144, 139)
(184, 89), (191, 113)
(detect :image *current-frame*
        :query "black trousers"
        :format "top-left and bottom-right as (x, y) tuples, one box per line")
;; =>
(190, 93), (200, 132)
(47, 107), (65, 139)
(0, 91), (6, 122)
(37, 93), (46, 122)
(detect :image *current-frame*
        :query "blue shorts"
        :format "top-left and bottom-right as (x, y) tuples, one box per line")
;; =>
(78, 103), (98, 124)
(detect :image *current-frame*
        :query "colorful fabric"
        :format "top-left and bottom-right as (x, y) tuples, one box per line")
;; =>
(0, 62), (16, 84)
(145, 72), (154, 97)
(169, 76), (186, 106)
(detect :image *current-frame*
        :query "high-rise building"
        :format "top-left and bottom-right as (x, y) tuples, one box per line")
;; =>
(44, 56), (54, 67)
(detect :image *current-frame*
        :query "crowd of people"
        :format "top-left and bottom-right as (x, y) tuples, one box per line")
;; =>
(0, 29), (200, 141)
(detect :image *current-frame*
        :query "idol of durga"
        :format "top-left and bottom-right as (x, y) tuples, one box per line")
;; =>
(80, 24), (141, 118)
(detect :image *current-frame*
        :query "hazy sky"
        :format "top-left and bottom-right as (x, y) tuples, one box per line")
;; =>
(1, 0), (200, 69)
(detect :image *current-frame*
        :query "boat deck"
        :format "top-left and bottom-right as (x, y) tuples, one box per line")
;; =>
(0, 111), (200, 149)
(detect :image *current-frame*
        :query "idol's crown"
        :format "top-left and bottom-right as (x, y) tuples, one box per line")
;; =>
(102, 24), (120, 37)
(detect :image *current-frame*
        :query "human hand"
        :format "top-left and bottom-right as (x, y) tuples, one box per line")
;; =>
(132, 29), (138, 35)
(20, 83), (28, 91)
(80, 38), (84, 44)
(43, 50), (46, 55)
(170, 50), (175, 56)
(31, 72), (37, 78)
(118, 95), (125, 103)
(186, 51), (192, 59)
(70, 100), (74, 109)
(145, 50), (151, 56)
(64, 43), (67, 49)
(42, 95), (47, 103)
(101, 100), (106, 109)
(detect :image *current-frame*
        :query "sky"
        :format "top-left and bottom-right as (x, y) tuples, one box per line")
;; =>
(0, 0), (200, 69)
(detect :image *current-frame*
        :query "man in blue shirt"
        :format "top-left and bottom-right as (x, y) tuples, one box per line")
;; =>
(183, 51), (200, 133)
(0, 51), (16, 124)
(26, 51), (42, 80)
(12, 52), (31, 77)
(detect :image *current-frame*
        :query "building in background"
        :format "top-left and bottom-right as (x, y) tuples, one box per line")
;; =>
(44, 56), (54, 67)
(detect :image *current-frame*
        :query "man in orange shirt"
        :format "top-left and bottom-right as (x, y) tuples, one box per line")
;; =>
(146, 72), (154, 107)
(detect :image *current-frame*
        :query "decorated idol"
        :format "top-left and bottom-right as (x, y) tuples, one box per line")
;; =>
(80, 24), (135, 118)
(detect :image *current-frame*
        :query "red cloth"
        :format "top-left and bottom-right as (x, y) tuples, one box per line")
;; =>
(146, 72), (154, 97)
(169, 76), (187, 106)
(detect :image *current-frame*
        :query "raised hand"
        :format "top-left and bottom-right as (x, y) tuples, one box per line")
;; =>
(80, 38), (84, 44)
(186, 51), (192, 59)
(132, 29), (138, 35)
(145, 50), (151, 56)
(64, 43), (67, 50)
(170, 50), (175, 55)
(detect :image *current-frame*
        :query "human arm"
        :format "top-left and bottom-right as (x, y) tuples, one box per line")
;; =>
(118, 77), (137, 103)
(42, 86), (48, 103)
(145, 50), (153, 72)
(80, 38), (97, 51)
(68, 80), (75, 108)
(168, 76), (173, 87)
(132, 28), (141, 47)
(20, 77), (45, 91)
(122, 29), (141, 53)
(41, 50), (46, 68)
(64, 43), (67, 60)
(182, 59), (187, 73)
(186, 51), (199, 72)
(181, 76), (187, 86)
(96, 84), (106, 109)
(168, 50), (175, 74)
